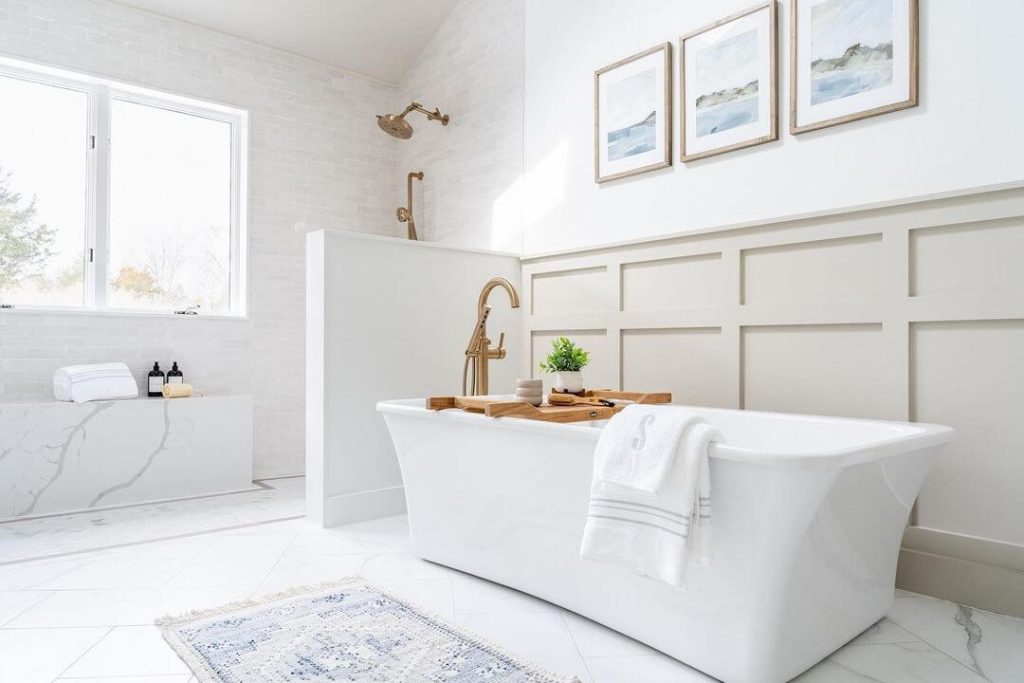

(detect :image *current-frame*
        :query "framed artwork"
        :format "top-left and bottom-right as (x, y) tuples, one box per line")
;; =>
(594, 43), (672, 183)
(790, 0), (919, 134)
(680, 2), (778, 162)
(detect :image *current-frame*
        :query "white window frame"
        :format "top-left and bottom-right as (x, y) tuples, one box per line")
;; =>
(0, 56), (249, 317)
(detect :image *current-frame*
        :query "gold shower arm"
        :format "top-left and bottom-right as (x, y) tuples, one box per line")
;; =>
(400, 102), (450, 125)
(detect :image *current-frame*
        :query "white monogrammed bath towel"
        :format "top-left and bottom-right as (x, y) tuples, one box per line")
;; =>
(53, 363), (138, 403)
(581, 406), (720, 587)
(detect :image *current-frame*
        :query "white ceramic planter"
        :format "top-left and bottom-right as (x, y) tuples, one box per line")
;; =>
(552, 371), (584, 393)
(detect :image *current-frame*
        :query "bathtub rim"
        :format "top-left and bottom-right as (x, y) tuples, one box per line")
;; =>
(376, 398), (953, 469)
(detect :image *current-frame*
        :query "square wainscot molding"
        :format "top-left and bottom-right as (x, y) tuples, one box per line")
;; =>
(531, 267), (607, 315)
(912, 320), (1024, 545)
(621, 253), (725, 311)
(0, 395), (254, 520)
(742, 323), (887, 419)
(621, 328), (732, 407)
(910, 218), (1024, 297)
(741, 234), (884, 305)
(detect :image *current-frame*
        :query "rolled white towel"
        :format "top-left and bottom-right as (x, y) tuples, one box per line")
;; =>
(53, 363), (139, 403)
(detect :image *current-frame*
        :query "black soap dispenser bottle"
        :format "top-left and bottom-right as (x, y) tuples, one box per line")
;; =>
(167, 362), (184, 385)
(148, 362), (166, 397)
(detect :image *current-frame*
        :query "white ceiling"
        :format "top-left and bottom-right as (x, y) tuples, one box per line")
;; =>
(110, 0), (461, 83)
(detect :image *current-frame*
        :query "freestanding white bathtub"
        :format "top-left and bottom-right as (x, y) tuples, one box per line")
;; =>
(377, 399), (952, 683)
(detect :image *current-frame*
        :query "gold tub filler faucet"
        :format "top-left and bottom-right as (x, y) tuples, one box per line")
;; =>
(463, 277), (520, 396)
(397, 171), (423, 240)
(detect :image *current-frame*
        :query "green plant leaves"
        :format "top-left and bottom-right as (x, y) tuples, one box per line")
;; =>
(538, 336), (590, 373)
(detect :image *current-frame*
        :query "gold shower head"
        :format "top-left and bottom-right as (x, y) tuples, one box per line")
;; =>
(376, 102), (450, 139)
(377, 113), (413, 139)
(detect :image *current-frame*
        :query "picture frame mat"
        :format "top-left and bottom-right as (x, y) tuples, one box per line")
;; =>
(595, 42), (672, 183)
(681, 1), (777, 160)
(790, 0), (918, 134)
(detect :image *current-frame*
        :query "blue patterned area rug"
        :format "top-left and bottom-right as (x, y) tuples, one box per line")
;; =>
(158, 578), (579, 683)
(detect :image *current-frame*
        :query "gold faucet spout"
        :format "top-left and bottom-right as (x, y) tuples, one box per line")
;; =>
(462, 277), (520, 396)
(397, 171), (423, 240)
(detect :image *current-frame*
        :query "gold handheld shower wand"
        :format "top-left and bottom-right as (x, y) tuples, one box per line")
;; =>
(397, 171), (423, 241)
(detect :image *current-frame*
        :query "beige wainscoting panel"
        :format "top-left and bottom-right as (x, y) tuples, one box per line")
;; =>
(531, 330), (613, 393)
(520, 186), (1024, 617)
(742, 324), (889, 419)
(741, 233), (885, 305)
(621, 328), (731, 407)
(911, 320), (1024, 545)
(910, 218), (1024, 297)
(531, 267), (607, 315)
(621, 253), (725, 311)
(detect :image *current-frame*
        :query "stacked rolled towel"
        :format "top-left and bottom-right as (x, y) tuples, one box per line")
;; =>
(53, 362), (139, 403)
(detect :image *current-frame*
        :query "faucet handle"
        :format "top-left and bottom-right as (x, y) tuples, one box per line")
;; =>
(497, 332), (505, 350)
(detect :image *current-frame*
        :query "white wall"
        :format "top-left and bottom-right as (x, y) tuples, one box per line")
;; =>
(395, 0), (524, 252)
(523, 0), (1024, 254)
(306, 230), (521, 526)
(0, 0), (398, 477)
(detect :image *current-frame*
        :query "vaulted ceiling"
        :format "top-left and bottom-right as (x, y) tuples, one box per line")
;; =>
(110, 0), (461, 83)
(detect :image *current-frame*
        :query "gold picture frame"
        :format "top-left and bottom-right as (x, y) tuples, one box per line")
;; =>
(594, 43), (673, 183)
(790, 0), (919, 134)
(680, 1), (778, 162)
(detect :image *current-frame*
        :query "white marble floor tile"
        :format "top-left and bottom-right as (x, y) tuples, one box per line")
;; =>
(453, 576), (560, 615)
(795, 641), (988, 682)
(337, 515), (414, 553)
(37, 538), (214, 590)
(0, 626), (110, 683)
(361, 551), (464, 584)
(7, 588), (167, 628)
(253, 552), (366, 596)
(887, 590), (1024, 682)
(457, 611), (593, 683)
(163, 530), (297, 588)
(62, 625), (190, 678)
(585, 652), (717, 683)
(847, 617), (922, 646)
(0, 556), (85, 590)
(561, 610), (656, 658)
(0, 590), (52, 626)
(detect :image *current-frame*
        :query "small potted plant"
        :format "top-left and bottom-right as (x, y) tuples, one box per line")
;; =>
(539, 336), (590, 393)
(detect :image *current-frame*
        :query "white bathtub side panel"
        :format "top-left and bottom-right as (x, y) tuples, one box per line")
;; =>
(0, 396), (253, 520)
(383, 410), (915, 683)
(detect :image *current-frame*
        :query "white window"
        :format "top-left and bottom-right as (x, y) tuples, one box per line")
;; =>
(0, 58), (248, 316)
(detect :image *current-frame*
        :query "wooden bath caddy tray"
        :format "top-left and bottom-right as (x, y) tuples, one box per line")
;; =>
(426, 390), (671, 424)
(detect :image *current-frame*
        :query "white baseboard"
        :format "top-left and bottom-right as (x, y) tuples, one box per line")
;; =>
(897, 526), (1024, 618)
(321, 486), (407, 527)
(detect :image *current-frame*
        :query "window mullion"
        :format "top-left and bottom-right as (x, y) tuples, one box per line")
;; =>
(91, 85), (112, 309)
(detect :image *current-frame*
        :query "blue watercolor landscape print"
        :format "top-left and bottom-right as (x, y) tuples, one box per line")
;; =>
(606, 67), (658, 161)
(810, 0), (893, 105)
(695, 29), (760, 138)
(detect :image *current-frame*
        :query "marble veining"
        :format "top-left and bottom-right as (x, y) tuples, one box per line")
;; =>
(956, 605), (984, 675)
(89, 400), (172, 508)
(0, 396), (253, 522)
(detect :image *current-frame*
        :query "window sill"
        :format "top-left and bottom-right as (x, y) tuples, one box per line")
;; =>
(0, 306), (248, 321)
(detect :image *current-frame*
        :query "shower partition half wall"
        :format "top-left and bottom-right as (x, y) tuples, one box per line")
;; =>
(305, 230), (521, 526)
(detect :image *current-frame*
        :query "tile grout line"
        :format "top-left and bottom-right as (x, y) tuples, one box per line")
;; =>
(559, 610), (597, 683)
(0, 590), (55, 628)
(50, 625), (115, 682)
(249, 526), (305, 598)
